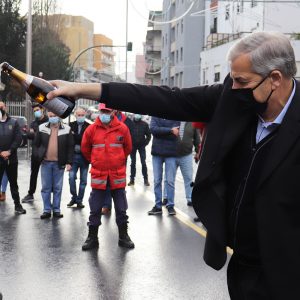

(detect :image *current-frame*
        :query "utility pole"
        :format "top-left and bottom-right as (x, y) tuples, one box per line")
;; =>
(25, 0), (32, 158)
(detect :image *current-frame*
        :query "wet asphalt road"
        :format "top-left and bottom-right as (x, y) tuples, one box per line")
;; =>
(0, 149), (230, 300)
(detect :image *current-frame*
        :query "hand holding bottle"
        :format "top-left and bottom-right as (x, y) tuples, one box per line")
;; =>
(47, 81), (102, 102)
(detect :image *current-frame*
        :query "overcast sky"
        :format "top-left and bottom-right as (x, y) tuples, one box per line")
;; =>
(21, 0), (163, 74)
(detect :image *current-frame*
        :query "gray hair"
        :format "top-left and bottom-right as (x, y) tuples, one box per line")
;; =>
(227, 31), (297, 78)
(75, 106), (87, 114)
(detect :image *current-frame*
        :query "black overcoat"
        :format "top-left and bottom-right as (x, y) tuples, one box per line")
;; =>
(102, 77), (300, 298)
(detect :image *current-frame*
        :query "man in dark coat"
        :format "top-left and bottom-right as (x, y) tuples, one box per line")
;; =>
(0, 101), (26, 214)
(48, 31), (299, 299)
(22, 104), (48, 203)
(67, 107), (90, 209)
(127, 114), (151, 186)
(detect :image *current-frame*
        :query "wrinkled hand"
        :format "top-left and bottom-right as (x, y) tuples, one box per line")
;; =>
(171, 127), (179, 136)
(0, 151), (11, 160)
(66, 164), (72, 172)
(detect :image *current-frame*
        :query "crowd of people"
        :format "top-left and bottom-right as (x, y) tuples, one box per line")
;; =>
(0, 100), (201, 251)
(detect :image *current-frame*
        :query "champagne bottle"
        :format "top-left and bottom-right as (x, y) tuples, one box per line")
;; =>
(0, 62), (75, 118)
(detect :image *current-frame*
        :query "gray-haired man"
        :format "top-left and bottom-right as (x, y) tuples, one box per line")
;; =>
(48, 32), (300, 299)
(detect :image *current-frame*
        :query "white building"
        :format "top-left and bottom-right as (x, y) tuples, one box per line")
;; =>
(201, 0), (300, 84)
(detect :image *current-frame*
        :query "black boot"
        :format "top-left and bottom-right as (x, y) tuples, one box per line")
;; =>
(118, 223), (135, 249)
(82, 225), (99, 251)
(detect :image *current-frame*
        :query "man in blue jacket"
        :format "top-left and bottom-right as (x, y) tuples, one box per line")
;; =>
(148, 117), (180, 216)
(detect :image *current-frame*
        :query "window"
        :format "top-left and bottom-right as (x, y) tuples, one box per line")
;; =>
(177, 23), (179, 37)
(237, 0), (244, 14)
(179, 72), (183, 87)
(251, 0), (258, 7)
(214, 65), (221, 82)
(202, 68), (207, 85)
(181, 20), (184, 34)
(210, 16), (217, 33)
(176, 50), (179, 63)
(180, 47), (183, 61)
(225, 4), (230, 20)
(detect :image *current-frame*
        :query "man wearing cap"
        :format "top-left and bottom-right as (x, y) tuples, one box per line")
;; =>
(81, 103), (134, 250)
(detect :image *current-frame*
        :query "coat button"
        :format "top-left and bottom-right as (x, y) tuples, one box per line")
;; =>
(212, 161), (216, 166)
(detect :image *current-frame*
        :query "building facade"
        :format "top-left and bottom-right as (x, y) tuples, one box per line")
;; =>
(145, 11), (162, 86)
(161, 0), (205, 88)
(93, 34), (115, 74)
(201, 0), (300, 85)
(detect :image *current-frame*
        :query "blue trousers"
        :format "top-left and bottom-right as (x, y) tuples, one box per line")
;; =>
(88, 188), (128, 227)
(152, 155), (177, 208)
(68, 154), (89, 203)
(41, 161), (64, 213)
(0, 171), (8, 192)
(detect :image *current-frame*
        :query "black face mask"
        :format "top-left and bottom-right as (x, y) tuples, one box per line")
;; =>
(231, 75), (273, 115)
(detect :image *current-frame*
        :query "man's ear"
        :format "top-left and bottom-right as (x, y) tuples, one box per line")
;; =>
(270, 70), (282, 89)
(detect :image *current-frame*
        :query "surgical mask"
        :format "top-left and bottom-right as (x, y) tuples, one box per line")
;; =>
(34, 110), (42, 119)
(49, 116), (59, 124)
(76, 116), (85, 124)
(134, 114), (142, 121)
(231, 75), (273, 115)
(99, 113), (112, 124)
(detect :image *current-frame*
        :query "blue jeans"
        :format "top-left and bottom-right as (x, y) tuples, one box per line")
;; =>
(0, 171), (8, 192)
(68, 154), (89, 203)
(152, 156), (176, 208)
(41, 161), (65, 213)
(164, 154), (193, 203)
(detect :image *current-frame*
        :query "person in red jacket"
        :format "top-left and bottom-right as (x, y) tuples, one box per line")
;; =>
(81, 103), (134, 250)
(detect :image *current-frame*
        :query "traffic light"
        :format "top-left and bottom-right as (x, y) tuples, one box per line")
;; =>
(127, 42), (133, 51)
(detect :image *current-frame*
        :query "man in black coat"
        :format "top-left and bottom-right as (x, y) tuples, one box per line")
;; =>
(0, 101), (26, 214)
(127, 114), (151, 186)
(48, 31), (299, 298)
(22, 104), (48, 203)
(67, 107), (90, 209)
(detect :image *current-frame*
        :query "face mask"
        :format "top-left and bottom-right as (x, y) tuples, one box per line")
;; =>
(134, 114), (142, 121)
(76, 116), (85, 124)
(231, 75), (273, 115)
(34, 110), (42, 119)
(99, 113), (112, 124)
(49, 116), (59, 124)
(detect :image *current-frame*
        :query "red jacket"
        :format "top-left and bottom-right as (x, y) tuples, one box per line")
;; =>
(81, 116), (132, 190)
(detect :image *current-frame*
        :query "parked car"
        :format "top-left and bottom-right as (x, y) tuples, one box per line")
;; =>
(11, 116), (28, 147)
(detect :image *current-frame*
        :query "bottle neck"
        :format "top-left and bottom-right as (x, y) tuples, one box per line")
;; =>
(2, 63), (32, 88)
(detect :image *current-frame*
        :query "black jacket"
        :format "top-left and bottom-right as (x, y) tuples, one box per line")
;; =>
(176, 122), (200, 157)
(101, 79), (300, 298)
(131, 119), (151, 147)
(69, 120), (90, 164)
(27, 115), (49, 156)
(33, 122), (74, 168)
(69, 120), (90, 147)
(0, 115), (22, 163)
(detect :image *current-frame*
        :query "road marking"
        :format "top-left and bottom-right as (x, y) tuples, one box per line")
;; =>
(130, 184), (233, 256)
